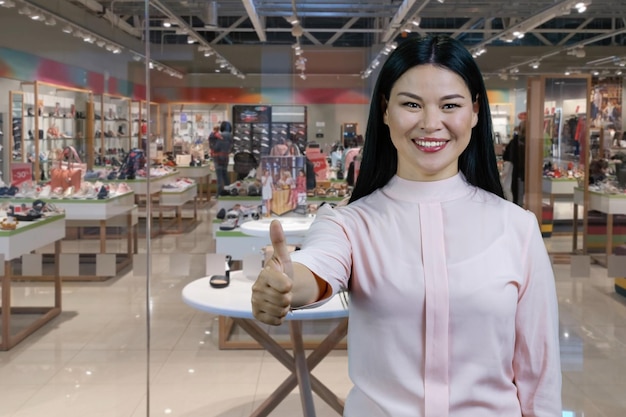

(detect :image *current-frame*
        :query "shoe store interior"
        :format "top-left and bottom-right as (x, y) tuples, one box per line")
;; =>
(0, 0), (626, 416)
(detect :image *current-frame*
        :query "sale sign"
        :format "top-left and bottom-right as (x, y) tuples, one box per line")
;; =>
(304, 147), (328, 181)
(11, 163), (32, 185)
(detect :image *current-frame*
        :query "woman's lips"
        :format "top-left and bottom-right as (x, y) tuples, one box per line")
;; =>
(412, 138), (449, 152)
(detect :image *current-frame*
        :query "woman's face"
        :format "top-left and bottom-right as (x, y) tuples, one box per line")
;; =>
(384, 64), (478, 181)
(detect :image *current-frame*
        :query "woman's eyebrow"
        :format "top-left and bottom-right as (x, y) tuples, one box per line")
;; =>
(396, 91), (467, 101)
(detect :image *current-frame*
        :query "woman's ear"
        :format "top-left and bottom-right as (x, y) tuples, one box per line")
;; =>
(471, 98), (479, 128)
(382, 97), (389, 125)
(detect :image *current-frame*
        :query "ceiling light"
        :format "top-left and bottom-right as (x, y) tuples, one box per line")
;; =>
(30, 13), (42, 21)
(287, 15), (299, 25)
(591, 70), (599, 76)
(187, 36), (195, 44)
(616, 70), (623, 75)
(437, 0), (445, 3)
(45, 18), (56, 26)
(575, 2), (587, 12)
(204, 50), (214, 57)
(112, 47), (122, 54)
(96, 40), (105, 47)
(530, 61), (540, 69)
(0, 0), (16, 7)
(62, 25), (72, 34)
(133, 55), (142, 61)
(18, 6), (31, 15)
(510, 67), (519, 74)
(162, 20), (172, 28)
(411, 17), (421, 27)
(83, 35), (95, 43)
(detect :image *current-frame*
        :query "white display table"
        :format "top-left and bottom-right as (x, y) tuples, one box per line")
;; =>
(176, 165), (212, 203)
(573, 187), (626, 257)
(158, 183), (198, 234)
(239, 216), (315, 237)
(542, 177), (578, 196)
(12, 193), (137, 279)
(182, 271), (348, 417)
(0, 214), (65, 350)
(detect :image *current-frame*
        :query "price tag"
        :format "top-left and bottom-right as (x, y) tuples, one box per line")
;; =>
(11, 163), (32, 185)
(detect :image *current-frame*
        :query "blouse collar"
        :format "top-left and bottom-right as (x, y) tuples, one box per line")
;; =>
(381, 172), (475, 203)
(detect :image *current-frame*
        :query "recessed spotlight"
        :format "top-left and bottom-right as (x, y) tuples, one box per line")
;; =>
(62, 25), (73, 34)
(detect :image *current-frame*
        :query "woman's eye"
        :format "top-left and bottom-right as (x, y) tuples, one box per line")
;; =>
(442, 103), (460, 110)
(404, 102), (420, 109)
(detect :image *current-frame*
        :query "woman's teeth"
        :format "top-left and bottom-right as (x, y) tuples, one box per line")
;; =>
(414, 140), (447, 148)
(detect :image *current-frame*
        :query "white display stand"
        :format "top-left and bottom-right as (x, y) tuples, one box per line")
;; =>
(158, 183), (198, 234)
(239, 216), (314, 237)
(573, 187), (626, 258)
(182, 271), (348, 417)
(176, 165), (212, 203)
(0, 214), (65, 350)
(542, 177), (581, 221)
(11, 193), (136, 280)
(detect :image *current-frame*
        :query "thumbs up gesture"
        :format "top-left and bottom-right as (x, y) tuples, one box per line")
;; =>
(252, 220), (294, 325)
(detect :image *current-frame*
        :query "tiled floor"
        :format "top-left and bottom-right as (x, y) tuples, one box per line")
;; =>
(1, 203), (626, 417)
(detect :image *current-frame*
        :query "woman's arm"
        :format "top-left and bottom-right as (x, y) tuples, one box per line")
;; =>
(513, 215), (562, 416)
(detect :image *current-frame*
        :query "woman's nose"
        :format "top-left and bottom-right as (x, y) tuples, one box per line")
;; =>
(419, 107), (442, 131)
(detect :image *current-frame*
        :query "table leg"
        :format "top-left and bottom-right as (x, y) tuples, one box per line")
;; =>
(100, 220), (106, 254)
(1, 260), (11, 350)
(235, 318), (347, 417)
(573, 203), (579, 252)
(607, 213), (614, 260)
(127, 213), (133, 256)
(290, 321), (316, 417)
(54, 241), (61, 309)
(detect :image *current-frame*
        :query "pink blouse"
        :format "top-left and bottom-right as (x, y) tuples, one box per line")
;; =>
(291, 173), (561, 417)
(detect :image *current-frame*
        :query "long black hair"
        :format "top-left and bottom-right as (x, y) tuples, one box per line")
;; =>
(349, 34), (504, 203)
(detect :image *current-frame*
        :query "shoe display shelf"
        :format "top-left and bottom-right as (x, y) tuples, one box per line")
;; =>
(232, 105), (307, 159)
(14, 81), (94, 181)
(9, 191), (137, 281)
(0, 213), (65, 350)
(131, 100), (161, 151)
(175, 165), (212, 203)
(166, 103), (226, 153)
(157, 181), (199, 234)
(94, 94), (131, 168)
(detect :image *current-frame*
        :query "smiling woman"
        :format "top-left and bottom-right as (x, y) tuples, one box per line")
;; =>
(252, 34), (562, 417)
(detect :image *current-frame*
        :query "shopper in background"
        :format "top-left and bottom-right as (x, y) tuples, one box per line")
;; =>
(213, 121), (232, 196)
(252, 34), (561, 417)
(208, 124), (221, 157)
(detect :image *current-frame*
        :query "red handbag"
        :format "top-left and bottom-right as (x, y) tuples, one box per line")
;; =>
(50, 146), (82, 190)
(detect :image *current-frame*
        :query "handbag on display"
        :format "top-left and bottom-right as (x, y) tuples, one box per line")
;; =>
(50, 146), (82, 191)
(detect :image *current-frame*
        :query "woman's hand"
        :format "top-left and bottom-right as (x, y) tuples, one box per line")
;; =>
(252, 221), (294, 325)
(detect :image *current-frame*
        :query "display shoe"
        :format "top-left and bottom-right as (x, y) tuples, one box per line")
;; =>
(38, 185), (51, 198)
(97, 185), (109, 199)
(63, 186), (75, 198)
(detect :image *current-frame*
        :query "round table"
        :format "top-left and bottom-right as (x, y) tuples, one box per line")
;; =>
(182, 271), (348, 417)
(238, 216), (315, 237)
